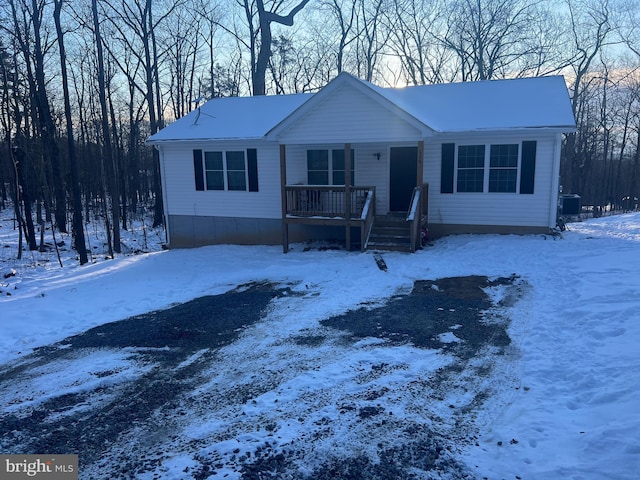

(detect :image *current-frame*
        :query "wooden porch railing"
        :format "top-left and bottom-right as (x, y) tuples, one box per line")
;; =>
(359, 189), (376, 252)
(406, 183), (429, 252)
(282, 185), (376, 252)
(285, 185), (374, 219)
(282, 184), (428, 253)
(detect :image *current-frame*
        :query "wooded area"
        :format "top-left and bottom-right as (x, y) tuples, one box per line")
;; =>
(1, 0), (640, 264)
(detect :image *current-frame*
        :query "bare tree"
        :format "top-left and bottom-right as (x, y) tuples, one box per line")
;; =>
(384, 0), (456, 85)
(0, 39), (31, 256)
(6, 0), (68, 234)
(92, 0), (118, 256)
(102, 0), (183, 227)
(251, 0), (311, 95)
(165, 8), (202, 118)
(615, 74), (640, 211)
(318, 0), (358, 74)
(353, 0), (386, 82)
(443, 0), (556, 81)
(562, 0), (621, 196)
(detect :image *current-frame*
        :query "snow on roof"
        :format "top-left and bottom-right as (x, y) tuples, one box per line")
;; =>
(147, 93), (312, 143)
(366, 75), (576, 132)
(148, 74), (575, 144)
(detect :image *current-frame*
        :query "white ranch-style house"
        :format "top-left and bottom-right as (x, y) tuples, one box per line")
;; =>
(147, 72), (576, 252)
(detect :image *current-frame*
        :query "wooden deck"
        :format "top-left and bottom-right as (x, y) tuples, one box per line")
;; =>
(282, 185), (375, 252)
(280, 184), (428, 253)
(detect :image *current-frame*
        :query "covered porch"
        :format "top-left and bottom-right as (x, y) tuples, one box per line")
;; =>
(279, 142), (428, 253)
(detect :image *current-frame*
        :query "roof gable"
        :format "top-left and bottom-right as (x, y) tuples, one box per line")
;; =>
(266, 72), (433, 142)
(266, 76), (433, 144)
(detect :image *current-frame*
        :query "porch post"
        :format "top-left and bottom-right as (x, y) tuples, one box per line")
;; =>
(280, 144), (289, 253)
(344, 143), (352, 251)
(415, 140), (425, 252)
(417, 140), (424, 188)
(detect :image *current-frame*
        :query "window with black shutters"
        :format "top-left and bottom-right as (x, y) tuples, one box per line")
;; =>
(439, 141), (537, 194)
(194, 148), (259, 192)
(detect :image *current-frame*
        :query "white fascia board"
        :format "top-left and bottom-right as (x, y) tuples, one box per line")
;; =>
(432, 126), (576, 140)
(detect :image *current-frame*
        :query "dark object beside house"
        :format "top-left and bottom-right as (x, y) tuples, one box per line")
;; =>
(560, 194), (581, 215)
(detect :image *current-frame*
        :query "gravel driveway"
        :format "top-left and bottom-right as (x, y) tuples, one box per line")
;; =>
(0, 275), (523, 479)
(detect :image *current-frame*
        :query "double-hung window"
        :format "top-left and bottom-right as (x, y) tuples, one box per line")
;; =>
(456, 145), (485, 193)
(307, 150), (329, 185)
(204, 151), (225, 190)
(488, 144), (519, 193)
(307, 149), (355, 185)
(194, 148), (259, 192)
(225, 151), (247, 190)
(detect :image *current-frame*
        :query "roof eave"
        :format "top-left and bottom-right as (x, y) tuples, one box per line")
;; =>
(433, 125), (577, 135)
(147, 135), (270, 145)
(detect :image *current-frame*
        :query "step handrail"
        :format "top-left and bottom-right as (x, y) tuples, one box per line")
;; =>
(360, 188), (376, 252)
(406, 186), (426, 253)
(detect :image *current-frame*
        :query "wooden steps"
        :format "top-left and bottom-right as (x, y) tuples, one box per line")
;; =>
(366, 215), (413, 252)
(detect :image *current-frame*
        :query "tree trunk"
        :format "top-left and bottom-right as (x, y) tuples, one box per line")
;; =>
(253, 0), (310, 95)
(12, 147), (37, 251)
(54, 0), (88, 265)
(92, 0), (121, 253)
(138, 0), (164, 228)
(30, 0), (67, 233)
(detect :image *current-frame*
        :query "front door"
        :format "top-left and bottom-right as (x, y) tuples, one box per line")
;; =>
(389, 146), (418, 212)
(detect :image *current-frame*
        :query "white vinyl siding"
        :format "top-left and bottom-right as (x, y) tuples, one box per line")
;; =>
(352, 144), (390, 214)
(159, 142), (282, 219)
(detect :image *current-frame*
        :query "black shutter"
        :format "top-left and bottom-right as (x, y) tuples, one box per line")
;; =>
(193, 149), (204, 191)
(520, 141), (536, 194)
(247, 148), (259, 192)
(441, 143), (455, 193)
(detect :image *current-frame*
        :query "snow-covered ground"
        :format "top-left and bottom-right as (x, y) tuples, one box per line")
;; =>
(1, 211), (639, 479)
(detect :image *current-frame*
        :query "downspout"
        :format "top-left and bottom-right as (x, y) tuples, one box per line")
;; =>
(155, 145), (171, 246)
(280, 144), (289, 253)
(548, 133), (562, 229)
